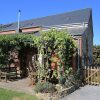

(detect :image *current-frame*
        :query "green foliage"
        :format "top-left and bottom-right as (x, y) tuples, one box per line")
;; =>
(0, 50), (9, 67)
(64, 68), (84, 88)
(0, 34), (39, 68)
(65, 79), (74, 88)
(34, 82), (56, 93)
(93, 45), (100, 66)
(0, 47), (10, 68)
(0, 34), (38, 48)
(59, 75), (66, 85)
(66, 68), (84, 86)
(38, 29), (75, 79)
(74, 68), (83, 81)
(0, 29), (75, 81)
(65, 67), (73, 76)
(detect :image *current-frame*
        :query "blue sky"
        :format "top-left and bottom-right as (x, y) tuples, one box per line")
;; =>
(0, 0), (100, 45)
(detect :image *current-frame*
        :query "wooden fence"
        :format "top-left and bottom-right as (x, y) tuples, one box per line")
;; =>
(84, 66), (100, 85)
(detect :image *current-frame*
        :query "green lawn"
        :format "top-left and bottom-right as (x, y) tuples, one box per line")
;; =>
(0, 88), (39, 100)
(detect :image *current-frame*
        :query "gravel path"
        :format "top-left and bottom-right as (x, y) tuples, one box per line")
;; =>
(0, 78), (34, 95)
(61, 85), (100, 100)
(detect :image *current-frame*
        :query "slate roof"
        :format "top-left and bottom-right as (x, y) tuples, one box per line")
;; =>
(67, 27), (87, 36)
(33, 26), (87, 36)
(0, 8), (91, 35)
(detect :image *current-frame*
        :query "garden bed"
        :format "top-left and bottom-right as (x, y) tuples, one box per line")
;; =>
(36, 85), (79, 100)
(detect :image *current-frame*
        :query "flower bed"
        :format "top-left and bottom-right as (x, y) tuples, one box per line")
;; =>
(36, 85), (79, 100)
(34, 68), (84, 100)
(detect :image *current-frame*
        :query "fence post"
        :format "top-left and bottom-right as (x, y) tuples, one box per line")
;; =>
(99, 67), (100, 84)
(84, 66), (86, 84)
(90, 66), (92, 84)
(88, 66), (90, 84)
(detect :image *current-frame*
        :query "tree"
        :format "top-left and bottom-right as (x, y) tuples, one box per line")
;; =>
(93, 45), (100, 66)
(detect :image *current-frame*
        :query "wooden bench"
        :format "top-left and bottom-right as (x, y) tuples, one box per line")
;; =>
(0, 68), (9, 82)
(8, 67), (17, 79)
(0, 67), (17, 82)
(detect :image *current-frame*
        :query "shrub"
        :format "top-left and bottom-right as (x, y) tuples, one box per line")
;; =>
(34, 82), (56, 93)
(64, 68), (84, 88)
(65, 69), (84, 87)
(59, 76), (66, 85)
(74, 68), (84, 84)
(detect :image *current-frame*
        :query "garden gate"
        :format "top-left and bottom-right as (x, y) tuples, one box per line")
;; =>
(84, 66), (100, 85)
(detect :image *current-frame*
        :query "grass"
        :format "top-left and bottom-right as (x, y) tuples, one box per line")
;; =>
(0, 88), (39, 100)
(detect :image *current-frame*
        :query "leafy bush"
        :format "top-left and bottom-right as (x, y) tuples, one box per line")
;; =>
(65, 79), (73, 88)
(64, 75), (75, 88)
(34, 82), (56, 93)
(74, 69), (84, 83)
(59, 76), (66, 85)
(67, 69), (84, 87)
(64, 68), (84, 88)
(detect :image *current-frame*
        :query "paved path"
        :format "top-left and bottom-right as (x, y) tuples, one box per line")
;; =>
(61, 85), (100, 100)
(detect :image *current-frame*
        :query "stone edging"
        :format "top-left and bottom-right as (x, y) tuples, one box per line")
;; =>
(58, 85), (79, 99)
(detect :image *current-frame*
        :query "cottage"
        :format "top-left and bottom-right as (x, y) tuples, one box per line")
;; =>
(0, 8), (93, 71)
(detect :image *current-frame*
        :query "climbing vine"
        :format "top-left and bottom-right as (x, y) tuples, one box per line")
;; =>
(37, 29), (75, 82)
(0, 34), (38, 69)
(0, 29), (75, 82)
